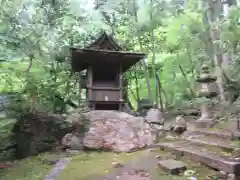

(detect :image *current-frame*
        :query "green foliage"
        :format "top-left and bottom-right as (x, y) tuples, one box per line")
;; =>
(0, 118), (16, 161)
(0, 0), (239, 110)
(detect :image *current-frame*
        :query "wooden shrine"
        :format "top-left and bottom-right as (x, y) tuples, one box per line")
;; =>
(71, 32), (146, 111)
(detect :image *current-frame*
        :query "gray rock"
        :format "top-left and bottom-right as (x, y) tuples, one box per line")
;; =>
(150, 124), (165, 143)
(66, 149), (81, 156)
(13, 112), (72, 158)
(227, 174), (236, 180)
(172, 115), (187, 134)
(145, 108), (164, 124)
(62, 133), (84, 151)
(158, 159), (186, 175)
(187, 177), (197, 180)
(215, 171), (228, 179)
(82, 110), (154, 152)
(232, 148), (240, 158)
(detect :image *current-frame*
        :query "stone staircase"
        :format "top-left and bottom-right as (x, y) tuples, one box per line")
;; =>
(94, 126), (240, 180)
(182, 130), (237, 152)
(156, 127), (240, 177)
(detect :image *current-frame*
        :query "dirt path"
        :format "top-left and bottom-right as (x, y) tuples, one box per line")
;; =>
(44, 158), (72, 180)
(97, 150), (159, 180)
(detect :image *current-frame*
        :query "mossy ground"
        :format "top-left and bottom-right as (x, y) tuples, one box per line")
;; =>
(0, 149), (219, 180)
(0, 153), (55, 180)
(58, 149), (216, 180)
(0, 151), (142, 180)
(150, 149), (218, 180)
(57, 151), (142, 180)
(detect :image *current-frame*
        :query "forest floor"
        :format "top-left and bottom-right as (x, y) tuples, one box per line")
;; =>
(0, 148), (218, 180)
(0, 151), (141, 180)
(0, 112), (238, 180)
(0, 153), (53, 180)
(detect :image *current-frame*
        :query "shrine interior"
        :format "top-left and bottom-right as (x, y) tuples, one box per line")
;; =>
(92, 66), (119, 88)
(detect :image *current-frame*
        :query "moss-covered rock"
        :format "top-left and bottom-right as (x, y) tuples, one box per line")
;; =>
(0, 118), (17, 161)
(12, 112), (73, 158)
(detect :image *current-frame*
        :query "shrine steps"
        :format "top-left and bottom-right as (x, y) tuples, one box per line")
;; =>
(155, 128), (240, 175)
(157, 141), (240, 175)
(185, 129), (240, 140)
(183, 136), (235, 152)
(181, 131), (236, 152)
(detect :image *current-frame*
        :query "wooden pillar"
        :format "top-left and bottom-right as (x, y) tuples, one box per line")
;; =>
(87, 66), (93, 108)
(78, 73), (82, 107)
(92, 103), (96, 110)
(119, 64), (123, 111)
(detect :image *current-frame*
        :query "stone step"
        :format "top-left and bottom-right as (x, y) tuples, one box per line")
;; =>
(158, 141), (240, 175)
(185, 129), (240, 140)
(182, 133), (236, 152)
(158, 159), (186, 175)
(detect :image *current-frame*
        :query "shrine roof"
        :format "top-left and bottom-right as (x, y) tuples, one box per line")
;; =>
(86, 31), (123, 50)
(71, 48), (145, 72)
(71, 31), (146, 72)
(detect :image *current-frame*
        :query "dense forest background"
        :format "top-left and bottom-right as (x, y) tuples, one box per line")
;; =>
(0, 0), (240, 113)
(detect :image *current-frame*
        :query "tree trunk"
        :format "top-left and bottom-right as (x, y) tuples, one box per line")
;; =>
(155, 72), (164, 111)
(134, 70), (140, 102)
(178, 58), (195, 97)
(132, 0), (153, 104)
(149, 0), (159, 107)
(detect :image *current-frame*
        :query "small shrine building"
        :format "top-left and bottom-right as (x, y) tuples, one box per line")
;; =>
(71, 31), (146, 111)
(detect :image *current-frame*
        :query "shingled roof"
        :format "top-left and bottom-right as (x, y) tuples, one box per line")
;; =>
(71, 31), (146, 72)
(85, 31), (123, 51)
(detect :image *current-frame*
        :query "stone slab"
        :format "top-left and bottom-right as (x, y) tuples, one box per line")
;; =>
(232, 131), (240, 140)
(159, 142), (240, 175)
(195, 119), (214, 128)
(187, 130), (233, 139)
(184, 136), (235, 152)
(158, 159), (186, 175)
(66, 149), (81, 156)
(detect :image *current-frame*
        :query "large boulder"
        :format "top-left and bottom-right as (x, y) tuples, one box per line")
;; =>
(83, 111), (154, 152)
(12, 112), (73, 158)
(65, 110), (155, 152)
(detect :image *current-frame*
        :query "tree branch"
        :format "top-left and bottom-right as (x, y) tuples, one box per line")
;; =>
(24, 55), (34, 72)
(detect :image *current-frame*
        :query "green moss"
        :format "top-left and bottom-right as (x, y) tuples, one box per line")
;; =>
(0, 118), (17, 161)
(0, 153), (55, 180)
(179, 156), (218, 180)
(57, 151), (141, 180)
(0, 149), (220, 180)
(0, 118), (16, 131)
(231, 140), (240, 148)
(153, 150), (217, 180)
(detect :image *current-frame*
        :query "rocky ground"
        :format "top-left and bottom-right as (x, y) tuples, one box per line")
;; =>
(1, 102), (240, 180)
